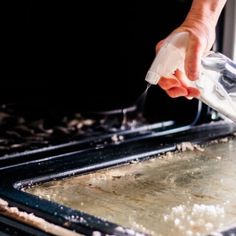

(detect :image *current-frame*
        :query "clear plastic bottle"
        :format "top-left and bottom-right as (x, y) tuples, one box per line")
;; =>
(145, 32), (236, 123)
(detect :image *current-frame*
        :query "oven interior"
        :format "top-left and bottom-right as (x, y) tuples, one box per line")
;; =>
(1, 1), (236, 236)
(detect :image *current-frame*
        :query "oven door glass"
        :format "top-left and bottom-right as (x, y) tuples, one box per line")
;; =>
(25, 138), (236, 236)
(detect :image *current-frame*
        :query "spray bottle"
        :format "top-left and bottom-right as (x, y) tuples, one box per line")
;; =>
(145, 32), (236, 123)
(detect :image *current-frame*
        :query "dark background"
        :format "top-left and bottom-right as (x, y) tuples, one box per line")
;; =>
(2, 0), (221, 123)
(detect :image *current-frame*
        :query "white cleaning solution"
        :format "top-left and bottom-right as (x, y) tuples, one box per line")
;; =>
(145, 32), (236, 123)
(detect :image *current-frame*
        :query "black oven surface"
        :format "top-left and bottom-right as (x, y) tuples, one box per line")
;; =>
(0, 121), (236, 236)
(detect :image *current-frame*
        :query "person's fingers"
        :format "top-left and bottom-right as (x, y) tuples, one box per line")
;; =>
(166, 87), (188, 98)
(184, 35), (204, 81)
(159, 70), (200, 98)
(158, 77), (181, 90)
(174, 69), (189, 87)
(186, 87), (200, 98)
(155, 40), (165, 53)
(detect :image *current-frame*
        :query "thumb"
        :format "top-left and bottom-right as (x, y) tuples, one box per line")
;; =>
(184, 35), (204, 81)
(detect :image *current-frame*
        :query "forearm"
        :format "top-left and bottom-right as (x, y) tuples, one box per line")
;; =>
(185, 0), (227, 28)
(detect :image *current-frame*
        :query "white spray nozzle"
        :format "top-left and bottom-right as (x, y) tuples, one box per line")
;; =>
(145, 32), (189, 85)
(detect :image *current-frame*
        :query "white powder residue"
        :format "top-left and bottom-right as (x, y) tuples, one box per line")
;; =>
(115, 226), (146, 236)
(92, 231), (101, 236)
(177, 142), (205, 152)
(210, 137), (230, 145)
(165, 152), (174, 158)
(219, 137), (229, 143)
(111, 134), (124, 144)
(68, 117), (95, 129)
(164, 204), (225, 236)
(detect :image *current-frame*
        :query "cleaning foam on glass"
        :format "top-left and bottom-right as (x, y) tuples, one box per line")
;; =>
(145, 32), (236, 123)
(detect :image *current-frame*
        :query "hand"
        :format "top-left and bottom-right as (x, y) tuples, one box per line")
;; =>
(156, 22), (214, 98)
(156, 0), (224, 98)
